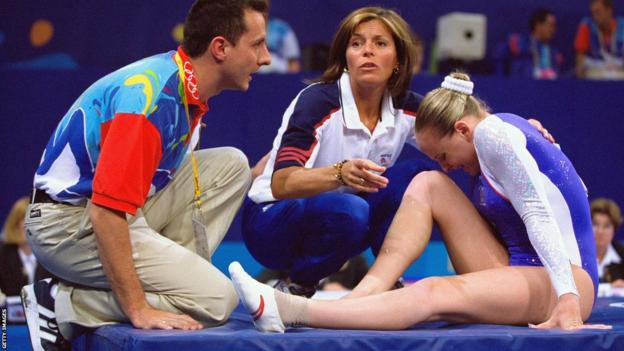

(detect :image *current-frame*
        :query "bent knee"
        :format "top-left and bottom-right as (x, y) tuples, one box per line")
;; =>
(210, 147), (252, 188)
(223, 147), (251, 177)
(200, 147), (251, 174)
(407, 276), (447, 308)
(198, 278), (239, 326)
(220, 147), (250, 169)
(309, 194), (369, 228)
(410, 276), (446, 295)
(403, 170), (448, 200)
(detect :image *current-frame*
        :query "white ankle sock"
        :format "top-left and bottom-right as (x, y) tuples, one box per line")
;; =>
(229, 262), (286, 333)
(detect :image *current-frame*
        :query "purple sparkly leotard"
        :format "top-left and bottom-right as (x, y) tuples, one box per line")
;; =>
(471, 113), (598, 297)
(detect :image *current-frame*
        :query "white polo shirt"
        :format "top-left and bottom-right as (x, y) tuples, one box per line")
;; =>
(249, 73), (422, 204)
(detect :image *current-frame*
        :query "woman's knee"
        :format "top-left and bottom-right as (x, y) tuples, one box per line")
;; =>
(343, 199), (372, 249)
(403, 170), (451, 201)
(296, 194), (370, 254)
(310, 194), (369, 227)
(406, 276), (447, 316)
(242, 200), (306, 269)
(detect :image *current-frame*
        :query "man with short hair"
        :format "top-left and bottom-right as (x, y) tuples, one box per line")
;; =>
(21, 1), (271, 350)
(574, 0), (624, 79)
(496, 8), (563, 79)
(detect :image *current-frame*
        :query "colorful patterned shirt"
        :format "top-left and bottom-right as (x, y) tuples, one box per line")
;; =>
(575, 16), (624, 60)
(34, 47), (207, 215)
(503, 33), (563, 79)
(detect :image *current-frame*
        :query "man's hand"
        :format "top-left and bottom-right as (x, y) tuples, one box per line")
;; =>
(130, 304), (203, 330)
(90, 203), (202, 330)
(250, 152), (270, 181)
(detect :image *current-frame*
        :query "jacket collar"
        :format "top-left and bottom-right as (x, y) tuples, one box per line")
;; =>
(338, 72), (397, 133)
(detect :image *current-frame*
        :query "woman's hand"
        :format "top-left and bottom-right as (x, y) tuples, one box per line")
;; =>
(527, 118), (556, 143)
(250, 152), (271, 181)
(529, 293), (611, 330)
(612, 279), (624, 288)
(341, 159), (389, 192)
(342, 274), (386, 299)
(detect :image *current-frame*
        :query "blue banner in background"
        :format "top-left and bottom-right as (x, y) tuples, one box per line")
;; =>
(0, 0), (596, 72)
(1, 71), (623, 240)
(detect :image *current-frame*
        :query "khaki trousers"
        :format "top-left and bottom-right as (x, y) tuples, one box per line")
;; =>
(25, 147), (251, 332)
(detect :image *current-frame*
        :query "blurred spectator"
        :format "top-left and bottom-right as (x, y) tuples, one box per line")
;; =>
(574, 0), (624, 79)
(591, 198), (624, 287)
(496, 8), (562, 79)
(302, 42), (330, 72)
(0, 197), (52, 299)
(259, 1), (301, 73)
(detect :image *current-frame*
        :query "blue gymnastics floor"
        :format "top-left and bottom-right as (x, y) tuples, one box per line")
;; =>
(63, 297), (624, 351)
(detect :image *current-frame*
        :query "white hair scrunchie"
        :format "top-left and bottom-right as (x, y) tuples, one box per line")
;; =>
(440, 75), (474, 95)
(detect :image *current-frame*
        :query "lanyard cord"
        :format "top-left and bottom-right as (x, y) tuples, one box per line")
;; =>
(592, 20), (618, 56)
(174, 52), (203, 208)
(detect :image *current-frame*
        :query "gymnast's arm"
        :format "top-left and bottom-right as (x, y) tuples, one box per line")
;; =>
(474, 119), (581, 325)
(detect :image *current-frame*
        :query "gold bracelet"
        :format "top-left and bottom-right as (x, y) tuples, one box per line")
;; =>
(333, 160), (349, 185)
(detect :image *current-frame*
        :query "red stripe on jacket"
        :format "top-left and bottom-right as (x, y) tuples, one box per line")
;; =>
(275, 109), (337, 167)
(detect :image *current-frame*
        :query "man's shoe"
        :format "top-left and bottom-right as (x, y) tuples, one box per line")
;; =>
(21, 278), (71, 351)
(273, 279), (316, 298)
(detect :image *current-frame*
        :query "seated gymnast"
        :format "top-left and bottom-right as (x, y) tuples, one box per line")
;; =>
(229, 72), (612, 332)
(243, 6), (552, 298)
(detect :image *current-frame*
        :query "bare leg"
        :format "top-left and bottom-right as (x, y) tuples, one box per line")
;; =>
(306, 265), (594, 330)
(355, 171), (508, 295)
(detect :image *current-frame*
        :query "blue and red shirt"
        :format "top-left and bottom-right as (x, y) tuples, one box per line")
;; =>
(575, 16), (624, 60)
(499, 33), (563, 79)
(34, 47), (207, 215)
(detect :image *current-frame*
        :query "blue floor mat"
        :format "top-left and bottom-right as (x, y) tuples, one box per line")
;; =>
(69, 297), (624, 351)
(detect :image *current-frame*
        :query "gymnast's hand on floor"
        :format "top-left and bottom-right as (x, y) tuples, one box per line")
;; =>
(528, 293), (612, 331)
(130, 304), (204, 331)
